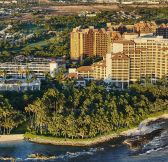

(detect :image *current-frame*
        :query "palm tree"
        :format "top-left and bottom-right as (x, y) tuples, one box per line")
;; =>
(25, 66), (30, 79)
(18, 67), (25, 79)
(158, 76), (167, 88)
(0, 95), (23, 135)
(0, 70), (4, 78)
(0, 70), (7, 80)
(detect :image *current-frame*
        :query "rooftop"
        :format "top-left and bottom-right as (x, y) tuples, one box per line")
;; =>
(76, 66), (93, 72)
(111, 53), (129, 60)
(65, 73), (78, 79)
(113, 39), (135, 44)
(93, 60), (106, 68)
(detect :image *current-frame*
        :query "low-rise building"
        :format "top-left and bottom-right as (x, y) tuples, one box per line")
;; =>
(92, 60), (106, 80)
(0, 79), (41, 92)
(109, 21), (157, 35)
(76, 66), (94, 80)
(0, 61), (58, 79)
(134, 21), (157, 34)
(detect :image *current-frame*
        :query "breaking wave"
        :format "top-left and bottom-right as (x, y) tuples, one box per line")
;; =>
(24, 147), (104, 161)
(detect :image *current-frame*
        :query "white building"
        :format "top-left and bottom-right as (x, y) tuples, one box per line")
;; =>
(0, 79), (41, 92)
(0, 61), (58, 79)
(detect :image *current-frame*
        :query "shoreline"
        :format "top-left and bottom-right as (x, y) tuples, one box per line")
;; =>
(0, 134), (24, 142)
(25, 113), (168, 147)
(1, 113), (168, 146)
(25, 128), (138, 147)
(25, 132), (122, 147)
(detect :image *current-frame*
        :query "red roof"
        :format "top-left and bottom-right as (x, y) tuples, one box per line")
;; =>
(65, 73), (78, 79)
(76, 66), (93, 72)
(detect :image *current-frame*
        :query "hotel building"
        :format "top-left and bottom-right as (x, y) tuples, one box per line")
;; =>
(0, 61), (58, 79)
(108, 21), (157, 35)
(111, 36), (168, 83)
(106, 52), (130, 88)
(68, 35), (168, 88)
(70, 26), (121, 60)
(70, 22), (157, 61)
(76, 60), (106, 80)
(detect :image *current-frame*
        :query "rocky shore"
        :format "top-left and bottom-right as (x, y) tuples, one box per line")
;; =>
(123, 114), (168, 154)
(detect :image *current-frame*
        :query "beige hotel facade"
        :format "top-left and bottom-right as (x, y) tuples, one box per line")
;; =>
(71, 35), (168, 88)
(70, 26), (121, 60)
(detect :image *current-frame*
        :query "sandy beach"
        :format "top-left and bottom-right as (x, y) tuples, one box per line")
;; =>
(0, 134), (24, 142)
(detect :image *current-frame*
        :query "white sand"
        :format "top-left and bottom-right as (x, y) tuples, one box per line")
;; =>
(0, 134), (24, 142)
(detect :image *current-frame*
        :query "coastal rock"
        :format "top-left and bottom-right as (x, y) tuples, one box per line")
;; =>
(123, 129), (163, 149)
(27, 153), (56, 160)
(0, 156), (16, 161)
(123, 114), (168, 154)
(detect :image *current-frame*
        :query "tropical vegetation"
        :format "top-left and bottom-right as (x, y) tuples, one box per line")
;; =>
(1, 78), (167, 139)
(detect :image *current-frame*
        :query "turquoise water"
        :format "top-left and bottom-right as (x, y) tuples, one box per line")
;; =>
(0, 140), (168, 162)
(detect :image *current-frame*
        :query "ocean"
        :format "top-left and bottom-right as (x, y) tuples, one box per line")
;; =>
(0, 140), (168, 162)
